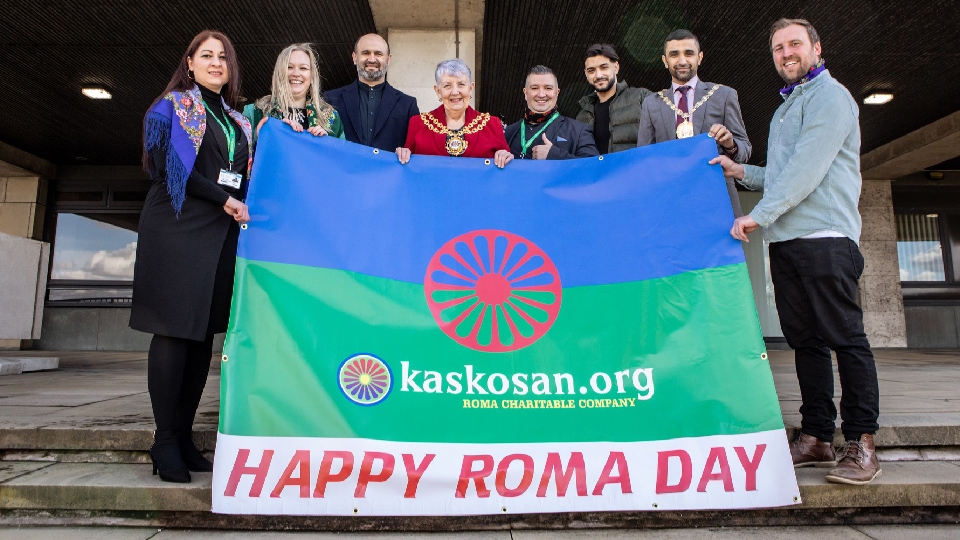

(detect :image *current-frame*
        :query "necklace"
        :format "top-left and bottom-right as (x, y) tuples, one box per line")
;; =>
(290, 107), (306, 126)
(658, 84), (721, 139)
(420, 111), (492, 156)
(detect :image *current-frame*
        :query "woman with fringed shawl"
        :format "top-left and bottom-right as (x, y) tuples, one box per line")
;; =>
(243, 42), (344, 150)
(131, 30), (252, 484)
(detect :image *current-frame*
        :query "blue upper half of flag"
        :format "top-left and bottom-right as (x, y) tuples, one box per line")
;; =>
(239, 120), (744, 287)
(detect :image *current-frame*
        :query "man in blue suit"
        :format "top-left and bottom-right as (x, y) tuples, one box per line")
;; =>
(324, 34), (419, 152)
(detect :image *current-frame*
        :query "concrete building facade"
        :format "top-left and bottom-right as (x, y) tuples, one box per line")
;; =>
(1, 0), (958, 350)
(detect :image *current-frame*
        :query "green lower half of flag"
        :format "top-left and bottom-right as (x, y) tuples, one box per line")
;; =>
(221, 258), (781, 444)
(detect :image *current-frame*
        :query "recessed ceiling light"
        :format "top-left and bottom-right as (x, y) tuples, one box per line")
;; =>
(82, 87), (112, 99)
(863, 93), (893, 105)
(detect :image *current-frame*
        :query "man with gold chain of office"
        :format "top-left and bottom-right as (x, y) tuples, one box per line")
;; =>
(638, 29), (751, 216)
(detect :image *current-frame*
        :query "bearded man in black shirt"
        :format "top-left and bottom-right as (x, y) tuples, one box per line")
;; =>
(575, 44), (652, 154)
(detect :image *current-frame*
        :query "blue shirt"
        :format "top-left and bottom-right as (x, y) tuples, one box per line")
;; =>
(740, 70), (863, 244)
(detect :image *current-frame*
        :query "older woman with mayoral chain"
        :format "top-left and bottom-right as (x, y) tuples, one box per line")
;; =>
(132, 30), (251, 484)
(396, 58), (512, 167)
(244, 43), (344, 147)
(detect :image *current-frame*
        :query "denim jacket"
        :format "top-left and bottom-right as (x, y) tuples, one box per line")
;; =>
(740, 70), (863, 244)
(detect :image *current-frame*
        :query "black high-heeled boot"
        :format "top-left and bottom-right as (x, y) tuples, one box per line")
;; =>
(150, 430), (191, 483)
(178, 431), (214, 472)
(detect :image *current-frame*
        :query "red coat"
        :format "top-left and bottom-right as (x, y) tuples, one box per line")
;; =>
(404, 105), (509, 158)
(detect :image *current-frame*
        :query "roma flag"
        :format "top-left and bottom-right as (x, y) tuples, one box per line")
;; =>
(212, 120), (799, 515)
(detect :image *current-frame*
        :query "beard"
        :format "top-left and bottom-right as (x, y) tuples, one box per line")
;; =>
(776, 54), (816, 84)
(592, 76), (615, 93)
(358, 61), (387, 82)
(670, 65), (696, 83)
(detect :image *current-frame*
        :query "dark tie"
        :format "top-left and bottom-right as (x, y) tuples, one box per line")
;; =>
(676, 85), (690, 127)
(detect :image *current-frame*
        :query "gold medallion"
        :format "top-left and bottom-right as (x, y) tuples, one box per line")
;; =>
(658, 85), (723, 140)
(446, 133), (467, 156)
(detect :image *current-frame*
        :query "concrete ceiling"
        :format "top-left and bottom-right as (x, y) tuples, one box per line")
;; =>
(480, 0), (960, 168)
(2, 0), (959, 170)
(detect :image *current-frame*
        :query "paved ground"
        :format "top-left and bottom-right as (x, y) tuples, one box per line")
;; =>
(2, 348), (960, 437)
(2, 525), (960, 539)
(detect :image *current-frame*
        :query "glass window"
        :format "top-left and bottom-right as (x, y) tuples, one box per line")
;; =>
(50, 213), (138, 281)
(896, 214), (945, 282)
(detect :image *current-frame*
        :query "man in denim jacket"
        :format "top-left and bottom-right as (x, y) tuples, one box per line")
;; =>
(711, 18), (881, 485)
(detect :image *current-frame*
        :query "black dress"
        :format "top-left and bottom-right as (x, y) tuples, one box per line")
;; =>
(131, 85), (250, 341)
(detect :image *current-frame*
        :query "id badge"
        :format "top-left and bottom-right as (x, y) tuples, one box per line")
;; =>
(217, 169), (242, 190)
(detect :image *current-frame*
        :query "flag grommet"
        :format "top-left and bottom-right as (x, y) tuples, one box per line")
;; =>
(760, 352), (768, 361)
(221, 354), (228, 362)
(373, 149), (379, 154)
(598, 156), (604, 161)
(240, 224), (248, 230)
(484, 159), (491, 165)
(652, 503), (659, 508)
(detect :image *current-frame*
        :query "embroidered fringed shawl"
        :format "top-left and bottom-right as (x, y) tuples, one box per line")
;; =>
(143, 86), (253, 214)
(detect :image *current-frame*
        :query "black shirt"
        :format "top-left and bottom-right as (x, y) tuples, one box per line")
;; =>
(358, 81), (386, 146)
(593, 98), (611, 155)
(290, 107), (309, 130)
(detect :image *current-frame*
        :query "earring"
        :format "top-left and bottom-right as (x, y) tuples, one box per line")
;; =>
(188, 69), (194, 80)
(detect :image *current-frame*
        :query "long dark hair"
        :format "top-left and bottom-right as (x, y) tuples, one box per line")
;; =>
(142, 30), (242, 169)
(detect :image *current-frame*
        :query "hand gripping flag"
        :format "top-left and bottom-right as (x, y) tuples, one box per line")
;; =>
(212, 119), (800, 516)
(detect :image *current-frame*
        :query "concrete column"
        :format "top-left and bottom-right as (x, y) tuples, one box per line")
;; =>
(369, 0), (485, 114)
(0, 151), (56, 350)
(0, 175), (47, 241)
(388, 29), (477, 114)
(858, 180), (907, 347)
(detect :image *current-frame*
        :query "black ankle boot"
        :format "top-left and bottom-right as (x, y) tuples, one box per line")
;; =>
(178, 431), (214, 472)
(150, 430), (191, 483)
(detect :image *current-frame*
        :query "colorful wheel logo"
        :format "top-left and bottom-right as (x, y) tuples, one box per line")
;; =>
(424, 230), (562, 352)
(338, 354), (393, 406)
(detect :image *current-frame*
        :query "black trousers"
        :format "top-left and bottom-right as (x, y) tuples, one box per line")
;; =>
(769, 237), (880, 442)
(148, 334), (214, 436)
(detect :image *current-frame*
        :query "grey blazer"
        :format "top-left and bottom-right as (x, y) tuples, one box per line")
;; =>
(637, 81), (751, 164)
(637, 81), (750, 217)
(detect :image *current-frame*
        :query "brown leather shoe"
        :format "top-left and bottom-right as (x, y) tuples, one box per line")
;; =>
(825, 433), (882, 485)
(790, 432), (837, 468)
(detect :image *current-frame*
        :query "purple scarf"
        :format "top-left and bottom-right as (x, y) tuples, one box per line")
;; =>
(780, 59), (826, 98)
(143, 86), (252, 214)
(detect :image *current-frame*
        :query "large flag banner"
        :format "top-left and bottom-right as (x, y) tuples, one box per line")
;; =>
(212, 120), (799, 515)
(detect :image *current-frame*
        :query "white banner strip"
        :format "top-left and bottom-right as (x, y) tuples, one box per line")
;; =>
(211, 430), (800, 516)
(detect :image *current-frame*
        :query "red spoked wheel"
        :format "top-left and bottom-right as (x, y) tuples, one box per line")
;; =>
(424, 230), (562, 352)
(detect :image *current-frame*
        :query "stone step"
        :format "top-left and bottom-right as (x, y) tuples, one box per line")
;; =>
(0, 357), (58, 376)
(1, 461), (959, 529)
(3, 425), (960, 458)
(0, 428), (216, 453)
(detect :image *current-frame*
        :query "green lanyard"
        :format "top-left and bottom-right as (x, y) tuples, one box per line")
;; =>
(519, 111), (560, 157)
(204, 99), (237, 169)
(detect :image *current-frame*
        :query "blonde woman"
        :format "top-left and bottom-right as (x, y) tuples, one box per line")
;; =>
(244, 43), (344, 146)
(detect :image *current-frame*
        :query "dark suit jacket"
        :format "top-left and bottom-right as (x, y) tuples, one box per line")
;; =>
(324, 80), (419, 151)
(637, 81), (751, 164)
(504, 116), (598, 159)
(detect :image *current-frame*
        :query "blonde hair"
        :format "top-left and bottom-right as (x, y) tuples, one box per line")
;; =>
(258, 43), (335, 131)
